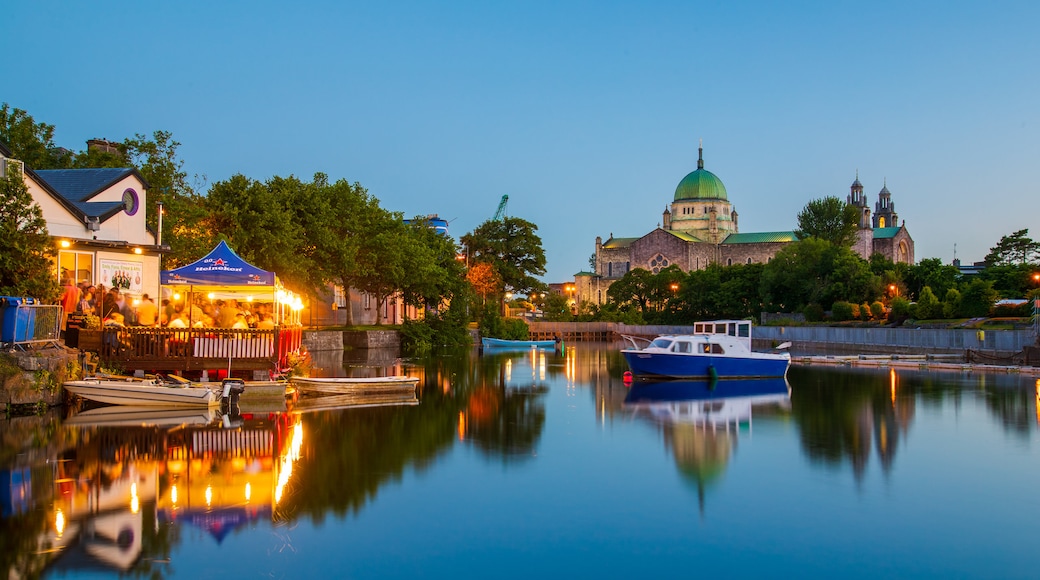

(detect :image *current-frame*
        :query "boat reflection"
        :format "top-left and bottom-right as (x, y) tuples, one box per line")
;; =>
(624, 378), (791, 426)
(624, 378), (791, 513)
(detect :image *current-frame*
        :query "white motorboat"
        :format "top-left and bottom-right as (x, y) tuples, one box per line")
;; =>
(63, 377), (220, 407)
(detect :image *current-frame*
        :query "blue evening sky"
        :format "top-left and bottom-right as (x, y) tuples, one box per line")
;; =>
(5, 1), (1039, 284)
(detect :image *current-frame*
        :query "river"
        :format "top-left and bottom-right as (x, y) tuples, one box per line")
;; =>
(1, 342), (1038, 577)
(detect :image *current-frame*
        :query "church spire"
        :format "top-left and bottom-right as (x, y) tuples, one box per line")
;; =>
(697, 138), (704, 170)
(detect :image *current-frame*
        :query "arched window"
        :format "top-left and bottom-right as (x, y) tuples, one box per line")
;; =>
(746, 257), (752, 264)
(727, 258), (732, 266)
(879, 216), (886, 228)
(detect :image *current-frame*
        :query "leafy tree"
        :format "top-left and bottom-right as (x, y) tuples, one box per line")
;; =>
(905, 258), (959, 302)
(678, 263), (764, 321)
(914, 286), (941, 319)
(979, 263), (1036, 298)
(461, 216), (546, 296)
(942, 288), (962, 319)
(959, 279), (999, 317)
(761, 238), (879, 312)
(607, 268), (656, 314)
(0, 168), (59, 301)
(399, 217), (468, 314)
(984, 229), (1040, 266)
(831, 301), (855, 321)
(0, 104), (70, 169)
(542, 292), (573, 322)
(467, 262), (503, 304)
(795, 196), (861, 247)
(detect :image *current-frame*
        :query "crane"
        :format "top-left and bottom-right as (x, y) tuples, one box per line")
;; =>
(492, 195), (508, 221)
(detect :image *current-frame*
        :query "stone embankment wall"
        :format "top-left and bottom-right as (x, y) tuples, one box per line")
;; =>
(302, 330), (401, 351)
(1, 349), (80, 411)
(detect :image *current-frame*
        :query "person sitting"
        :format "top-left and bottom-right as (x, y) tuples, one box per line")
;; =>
(256, 313), (275, 329)
(232, 313), (250, 329)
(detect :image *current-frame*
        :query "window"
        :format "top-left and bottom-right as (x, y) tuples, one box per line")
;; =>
(364, 293), (372, 310)
(608, 263), (612, 277)
(747, 257), (752, 264)
(673, 342), (692, 353)
(879, 216), (886, 228)
(649, 254), (669, 274)
(727, 258), (732, 266)
(57, 251), (93, 285)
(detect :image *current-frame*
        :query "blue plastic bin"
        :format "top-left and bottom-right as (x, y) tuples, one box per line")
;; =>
(0, 296), (35, 343)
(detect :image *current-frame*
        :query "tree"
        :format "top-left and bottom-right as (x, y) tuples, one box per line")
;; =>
(0, 104), (70, 169)
(467, 262), (503, 304)
(461, 217), (546, 296)
(905, 258), (959, 302)
(984, 229), (1040, 266)
(761, 238), (882, 313)
(607, 268), (656, 314)
(0, 168), (59, 301)
(959, 279), (999, 318)
(795, 196), (861, 248)
(914, 286), (941, 320)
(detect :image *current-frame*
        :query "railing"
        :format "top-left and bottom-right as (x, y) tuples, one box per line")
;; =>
(0, 302), (62, 349)
(89, 326), (301, 372)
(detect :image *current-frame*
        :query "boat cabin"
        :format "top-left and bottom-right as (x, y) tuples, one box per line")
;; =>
(692, 320), (752, 351)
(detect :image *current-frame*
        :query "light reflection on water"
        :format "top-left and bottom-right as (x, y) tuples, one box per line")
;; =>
(1, 342), (1039, 578)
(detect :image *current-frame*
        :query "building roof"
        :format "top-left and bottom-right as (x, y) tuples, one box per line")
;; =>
(34, 168), (137, 202)
(674, 146), (728, 202)
(664, 229), (702, 242)
(602, 237), (639, 249)
(722, 231), (798, 244)
(873, 227), (901, 239)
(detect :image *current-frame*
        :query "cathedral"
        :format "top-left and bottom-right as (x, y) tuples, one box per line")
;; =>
(573, 146), (914, 306)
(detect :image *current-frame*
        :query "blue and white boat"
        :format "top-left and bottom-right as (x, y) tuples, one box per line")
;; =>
(621, 320), (790, 380)
(481, 337), (559, 350)
(624, 377), (791, 426)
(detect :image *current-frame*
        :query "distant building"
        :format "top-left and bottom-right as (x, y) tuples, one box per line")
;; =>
(575, 145), (915, 306)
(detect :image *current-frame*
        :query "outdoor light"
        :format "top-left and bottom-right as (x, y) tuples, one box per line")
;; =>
(133, 247), (143, 255)
(207, 292), (215, 300)
(173, 292), (181, 301)
(59, 240), (70, 248)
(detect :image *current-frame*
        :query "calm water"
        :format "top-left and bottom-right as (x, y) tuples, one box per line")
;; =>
(3, 343), (1039, 578)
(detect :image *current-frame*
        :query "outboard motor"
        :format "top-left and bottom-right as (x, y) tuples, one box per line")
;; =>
(220, 378), (246, 405)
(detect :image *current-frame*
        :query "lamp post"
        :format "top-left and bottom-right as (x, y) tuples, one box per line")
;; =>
(1032, 273), (1040, 338)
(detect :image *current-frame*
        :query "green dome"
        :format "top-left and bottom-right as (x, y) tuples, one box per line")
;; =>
(674, 146), (727, 201)
(674, 168), (728, 201)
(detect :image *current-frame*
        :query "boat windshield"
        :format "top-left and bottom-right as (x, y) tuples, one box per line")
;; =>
(649, 337), (673, 349)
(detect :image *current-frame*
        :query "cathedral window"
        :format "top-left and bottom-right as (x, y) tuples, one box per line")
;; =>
(608, 263), (612, 277)
(746, 257), (752, 264)
(879, 217), (886, 228)
(727, 258), (732, 266)
(649, 254), (669, 274)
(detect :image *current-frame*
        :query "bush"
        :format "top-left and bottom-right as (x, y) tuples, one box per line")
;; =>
(870, 302), (885, 320)
(831, 301), (855, 322)
(860, 302), (872, 320)
(802, 303), (825, 322)
(890, 296), (912, 323)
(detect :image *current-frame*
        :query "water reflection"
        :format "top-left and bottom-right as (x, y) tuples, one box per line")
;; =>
(624, 378), (791, 511)
(1, 345), (1039, 577)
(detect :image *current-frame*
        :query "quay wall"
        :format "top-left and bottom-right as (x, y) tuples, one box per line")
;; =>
(303, 330), (401, 351)
(527, 322), (1034, 356)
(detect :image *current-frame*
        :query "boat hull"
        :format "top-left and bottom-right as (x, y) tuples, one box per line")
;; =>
(292, 376), (419, 396)
(622, 350), (790, 380)
(63, 380), (220, 407)
(481, 338), (557, 349)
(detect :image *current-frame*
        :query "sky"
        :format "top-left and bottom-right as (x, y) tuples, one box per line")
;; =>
(5, 1), (1040, 284)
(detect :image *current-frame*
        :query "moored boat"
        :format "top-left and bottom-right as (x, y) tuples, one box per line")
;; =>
(621, 320), (791, 380)
(291, 375), (419, 396)
(624, 377), (791, 426)
(63, 378), (220, 407)
(481, 337), (558, 350)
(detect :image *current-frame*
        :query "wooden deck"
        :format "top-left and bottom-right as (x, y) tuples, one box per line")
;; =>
(84, 326), (303, 373)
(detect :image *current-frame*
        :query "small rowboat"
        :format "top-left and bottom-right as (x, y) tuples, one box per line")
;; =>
(291, 375), (419, 396)
(63, 378), (220, 407)
(481, 337), (558, 350)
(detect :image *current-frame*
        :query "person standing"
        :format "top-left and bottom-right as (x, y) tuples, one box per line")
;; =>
(102, 288), (120, 320)
(136, 294), (158, 327)
(60, 277), (81, 331)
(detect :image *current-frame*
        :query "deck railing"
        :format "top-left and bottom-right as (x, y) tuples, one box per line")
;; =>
(94, 326), (300, 372)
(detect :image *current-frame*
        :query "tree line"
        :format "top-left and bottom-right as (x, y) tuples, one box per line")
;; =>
(0, 104), (549, 347)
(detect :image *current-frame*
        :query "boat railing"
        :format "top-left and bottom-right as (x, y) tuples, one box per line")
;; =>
(621, 334), (653, 350)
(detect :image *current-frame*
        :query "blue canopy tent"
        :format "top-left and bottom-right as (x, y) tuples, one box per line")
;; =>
(160, 241), (300, 326)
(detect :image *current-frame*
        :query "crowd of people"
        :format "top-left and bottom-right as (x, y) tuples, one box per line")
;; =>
(61, 277), (278, 331)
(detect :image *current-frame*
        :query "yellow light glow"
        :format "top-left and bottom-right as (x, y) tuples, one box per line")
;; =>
(205, 485), (213, 507)
(245, 482), (252, 502)
(207, 292), (215, 300)
(171, 485), (178, 504)
(505, 359), (512, 382)
(59, 240), (71, 248)
(55, 509), (66, 537)
(133, 248), (143, 255)
(132, 299), (140, 307)
(130, 482), (139, 514)
(890, 368), (897, 405)
(246, 296), (253, 302)
(173, 293), (181, 301)
(457, 411), (467, 440)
